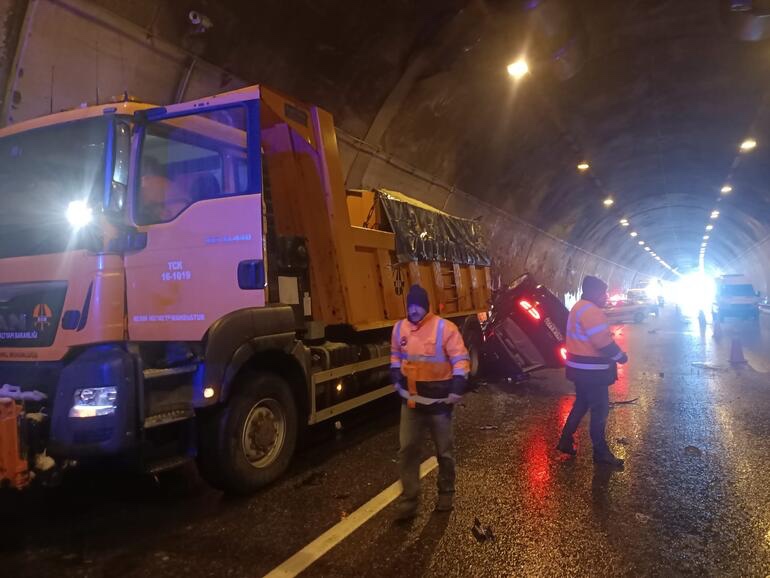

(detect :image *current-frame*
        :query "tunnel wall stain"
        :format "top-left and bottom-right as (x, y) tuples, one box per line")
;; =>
(0, 0), (647, 300)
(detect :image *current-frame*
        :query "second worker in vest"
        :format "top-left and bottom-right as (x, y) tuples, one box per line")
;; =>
(557, 275), (628, 467)
(390, 284), (470, 521)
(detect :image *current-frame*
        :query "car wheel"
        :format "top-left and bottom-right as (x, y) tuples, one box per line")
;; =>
(633, 311), (645, 324)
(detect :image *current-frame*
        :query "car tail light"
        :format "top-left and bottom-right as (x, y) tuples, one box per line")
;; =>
(519, 299), (541, 320)
(559, 347), (567, 361)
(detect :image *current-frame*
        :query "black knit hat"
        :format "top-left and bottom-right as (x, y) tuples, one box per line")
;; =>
(407, 284), (430, 311)
(582, 275), (607, 294)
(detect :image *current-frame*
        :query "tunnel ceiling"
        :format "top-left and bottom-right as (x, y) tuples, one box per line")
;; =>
(132, 0), (770, 276)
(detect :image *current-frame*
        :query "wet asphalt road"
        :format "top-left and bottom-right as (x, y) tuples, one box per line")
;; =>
(3, 307), (770, 577)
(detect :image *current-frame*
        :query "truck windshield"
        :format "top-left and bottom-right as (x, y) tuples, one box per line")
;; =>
(0, 117), (107, 259)
(721, 284), (755, 297)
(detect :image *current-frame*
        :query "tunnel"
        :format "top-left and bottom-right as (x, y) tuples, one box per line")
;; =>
(4, 2), (770, 576)
(1, 0), (769, 297)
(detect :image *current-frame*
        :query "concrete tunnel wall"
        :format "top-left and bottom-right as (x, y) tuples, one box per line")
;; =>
(0, 0), (648, 302)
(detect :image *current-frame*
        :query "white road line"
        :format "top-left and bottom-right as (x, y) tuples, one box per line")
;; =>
(263, 456), (439, 578)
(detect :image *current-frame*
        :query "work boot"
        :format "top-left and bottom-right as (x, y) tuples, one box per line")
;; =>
(556, 438), (577, 456)
(593, 451), (624, 468)
(435, 493), (454, 512)
(394, 499), (418, 521)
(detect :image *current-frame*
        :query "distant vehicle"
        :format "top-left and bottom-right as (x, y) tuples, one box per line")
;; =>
(713, 274), (760, 321)
(605, 290), (656, 324)
(463, 274), (569, 381)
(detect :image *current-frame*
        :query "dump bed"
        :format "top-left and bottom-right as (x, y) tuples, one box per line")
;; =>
(343, 188), (491, 330)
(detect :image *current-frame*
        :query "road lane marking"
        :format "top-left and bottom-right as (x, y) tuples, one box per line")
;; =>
(263, 456), (439, 578)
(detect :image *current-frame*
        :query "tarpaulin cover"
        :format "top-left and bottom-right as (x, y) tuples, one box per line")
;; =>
(376, 189), (490, 266)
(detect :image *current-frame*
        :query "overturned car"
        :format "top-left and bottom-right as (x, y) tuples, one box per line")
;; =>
(463, 273), (569, 381)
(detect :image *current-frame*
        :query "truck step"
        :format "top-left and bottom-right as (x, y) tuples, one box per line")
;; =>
(145, 455), (193, 475)
(144, 408), (195, 429)
(143, 365), (198, 380)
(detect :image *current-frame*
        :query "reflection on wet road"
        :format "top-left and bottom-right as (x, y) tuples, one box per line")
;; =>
(4, 307), (770, 576)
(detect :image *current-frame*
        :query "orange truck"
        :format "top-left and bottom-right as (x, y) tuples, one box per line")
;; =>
(0, 85), (491, 492)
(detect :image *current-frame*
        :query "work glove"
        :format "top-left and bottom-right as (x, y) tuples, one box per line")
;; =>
(451, 375), (468, 396)
(447, 393), (463, 405)
(390, 368), (405, 390)
(616, 352), (629, 365)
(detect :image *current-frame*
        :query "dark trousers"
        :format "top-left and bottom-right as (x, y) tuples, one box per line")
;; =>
(560, 381), (611, 455)
(398, 404), (456, 505)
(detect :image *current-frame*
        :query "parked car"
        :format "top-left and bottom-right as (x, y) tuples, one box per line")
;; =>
(604, 292), (654, 324)
(462, 273), (569, 381)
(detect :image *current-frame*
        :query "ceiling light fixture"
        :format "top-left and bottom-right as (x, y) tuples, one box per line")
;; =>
(706, 224), (714, 231)
(703, 235), (710, 240)
(603, 197), (614, 207)
(507, 59), (530, 79)
(638, 240), (645, 245)
(577, 162), (590, 171)
(630, 231), (638, 237)
(711, 210), (720, 219)
(740, 138), (757, 152)
(721, 185), (732, 194)
(619, 218), (629, 226)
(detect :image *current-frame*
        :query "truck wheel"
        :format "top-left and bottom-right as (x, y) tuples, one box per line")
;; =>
(633, 311), (645, 324)
(197, 372), (298, 494)
(461, 317), (483, 383)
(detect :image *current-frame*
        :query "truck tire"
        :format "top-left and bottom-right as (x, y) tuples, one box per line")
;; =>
(461, 316), (483, 383)
(633, 311), (645, 324)
(197, 372), (298, 494)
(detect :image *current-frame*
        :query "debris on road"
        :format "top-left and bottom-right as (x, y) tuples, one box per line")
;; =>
(684, 445), (703, 457)
(610, 398), (639, 406)
(635, 513), (651, 524)
(692, 362), (725, 371)
(478, 425), (499, 431)
(471, 518), (495, 543)
(295, 470), (327, 488)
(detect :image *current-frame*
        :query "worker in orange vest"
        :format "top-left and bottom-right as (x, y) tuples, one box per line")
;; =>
(557, 276), (628, 467)
(390, 284), (470, 520)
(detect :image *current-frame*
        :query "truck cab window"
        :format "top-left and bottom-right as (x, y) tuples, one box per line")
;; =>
(135, 108), (248, 225)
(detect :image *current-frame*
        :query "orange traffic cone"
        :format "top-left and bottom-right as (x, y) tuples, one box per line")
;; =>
(730, 338), (747, 365)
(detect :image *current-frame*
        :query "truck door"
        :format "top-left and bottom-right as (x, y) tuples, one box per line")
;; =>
(125, 94), (265, 342)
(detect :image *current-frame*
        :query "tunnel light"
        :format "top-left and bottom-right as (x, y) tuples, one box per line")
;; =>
(710, 210), (720, 219)
(638, 240), (645, 245)
(203, 387), (215, 399)
(507, 59), (530, 79)
(740, 138), (757, 152)
(66, 200), (93, 230)
(603, 197), (614, 207)
(577, 162), (590, 171)
(645, 246), (651, 251)
(703, 235), (710, 240)
(721, 185), (733, 194)
(706, 224), (714, 231)
(630, 231), (638, 237)
(619, 218), (629, 226)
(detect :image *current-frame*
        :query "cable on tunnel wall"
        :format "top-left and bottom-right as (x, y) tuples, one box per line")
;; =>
(337, 128), (651, 283)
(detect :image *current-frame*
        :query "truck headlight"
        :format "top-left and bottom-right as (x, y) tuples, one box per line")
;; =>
(69, 386), (117, 418)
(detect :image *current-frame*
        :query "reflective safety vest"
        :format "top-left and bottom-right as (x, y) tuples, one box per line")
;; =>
(565, 299), (623, 384)
(390, 313), (470, 408)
